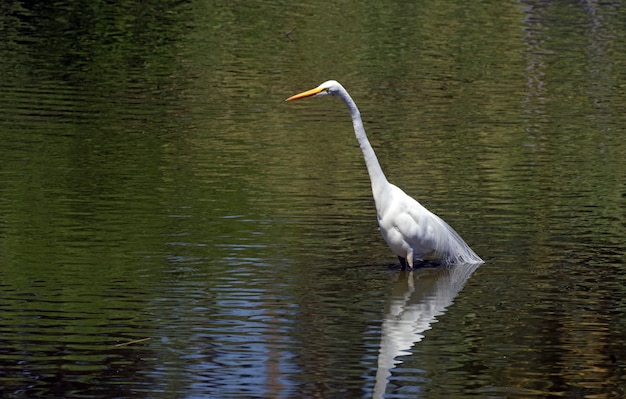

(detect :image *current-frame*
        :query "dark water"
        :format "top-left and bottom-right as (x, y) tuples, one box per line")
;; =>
(1, 1), (625, 398)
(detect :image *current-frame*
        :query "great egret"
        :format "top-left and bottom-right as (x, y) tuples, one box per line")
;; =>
(286, 80), (483, 269)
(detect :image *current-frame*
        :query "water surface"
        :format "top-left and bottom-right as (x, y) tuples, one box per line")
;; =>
(1, 1), (625, 398)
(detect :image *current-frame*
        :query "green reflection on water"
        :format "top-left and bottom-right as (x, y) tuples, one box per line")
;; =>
(0, 0), (625, 398)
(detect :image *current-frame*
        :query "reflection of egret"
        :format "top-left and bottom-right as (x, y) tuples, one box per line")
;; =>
(374, 263), (481, 398)
(287, 81), (483, 269)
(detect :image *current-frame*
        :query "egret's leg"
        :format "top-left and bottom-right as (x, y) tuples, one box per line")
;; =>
(398, 256), (407, 269)
(406, 249), (414, 271)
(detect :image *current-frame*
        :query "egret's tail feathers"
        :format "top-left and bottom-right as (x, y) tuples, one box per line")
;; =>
(433, 217), (483, 265)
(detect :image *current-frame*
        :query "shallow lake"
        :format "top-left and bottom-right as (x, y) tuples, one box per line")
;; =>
(1, 1), (625, 398)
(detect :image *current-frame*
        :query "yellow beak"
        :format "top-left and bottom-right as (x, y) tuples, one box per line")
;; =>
(285, 86), (326, 102)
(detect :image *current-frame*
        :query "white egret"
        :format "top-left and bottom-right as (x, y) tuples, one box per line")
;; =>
(286, 80), (483, 269)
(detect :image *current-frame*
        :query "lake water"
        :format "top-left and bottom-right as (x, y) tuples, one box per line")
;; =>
(1, 1), (625, 398)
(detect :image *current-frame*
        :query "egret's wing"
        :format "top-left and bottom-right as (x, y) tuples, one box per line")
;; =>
(405, 201), (483, 264)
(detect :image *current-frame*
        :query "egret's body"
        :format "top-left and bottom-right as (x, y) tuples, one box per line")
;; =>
(286, 80), (482, 269)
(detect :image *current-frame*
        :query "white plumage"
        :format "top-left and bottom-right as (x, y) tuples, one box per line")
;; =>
(287, 80), (483, 269)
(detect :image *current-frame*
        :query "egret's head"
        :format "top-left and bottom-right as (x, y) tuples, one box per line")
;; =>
(285, 80), (343, 101)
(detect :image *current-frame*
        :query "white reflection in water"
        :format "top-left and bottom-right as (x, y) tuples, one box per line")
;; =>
(374, 263), (481, 398)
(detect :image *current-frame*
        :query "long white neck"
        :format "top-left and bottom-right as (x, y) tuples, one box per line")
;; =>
(335, 87), (389, 198)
